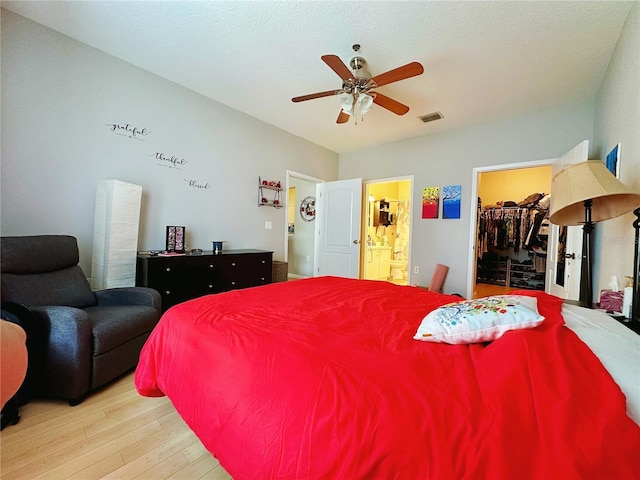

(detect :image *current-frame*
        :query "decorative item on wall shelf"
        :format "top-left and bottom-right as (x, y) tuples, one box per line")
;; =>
(258, 176), (283, 208)
(212, 241), (225, 254)
(300, 196), (316, 222)
(166, 226), (186, 252)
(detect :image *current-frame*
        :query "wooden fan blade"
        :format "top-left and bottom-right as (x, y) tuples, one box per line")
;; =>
(371, 62), (424, 88)
(322, 54), (355, 82)
(337, 110), (350, 124)
(292, 89), (343, 102)
(372, 92), (410, 115)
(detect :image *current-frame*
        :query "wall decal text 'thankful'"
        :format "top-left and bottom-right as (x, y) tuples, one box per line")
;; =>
(152, 152), (189, 170)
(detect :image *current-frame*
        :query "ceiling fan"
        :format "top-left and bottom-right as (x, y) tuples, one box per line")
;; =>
(292, 44), (424, 124)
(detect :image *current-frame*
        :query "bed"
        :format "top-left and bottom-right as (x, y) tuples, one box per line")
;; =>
(135, 275), (640, 479)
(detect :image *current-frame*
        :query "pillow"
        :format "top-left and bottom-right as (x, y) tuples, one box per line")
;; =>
(413, 295), (545, 344)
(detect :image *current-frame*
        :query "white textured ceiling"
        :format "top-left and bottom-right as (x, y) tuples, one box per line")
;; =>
(2, 1), (634, 154)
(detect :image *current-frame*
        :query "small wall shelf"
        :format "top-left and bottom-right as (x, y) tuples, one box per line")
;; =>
(259, 177), (283, 208)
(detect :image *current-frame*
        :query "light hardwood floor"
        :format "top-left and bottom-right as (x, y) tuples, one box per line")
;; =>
(473, 282), (512, 299)
(0, 373), (232, 480)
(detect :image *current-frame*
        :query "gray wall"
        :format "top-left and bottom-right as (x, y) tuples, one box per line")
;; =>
(593, 2), (640, 299)
(339, 103), (595, 295)
(1, 10), (339, 276)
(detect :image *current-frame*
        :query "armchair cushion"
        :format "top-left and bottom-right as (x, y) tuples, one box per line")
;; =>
(1, 267), (97, 308)
(1, 235), (79, 274)
(95, 287), (161, 312)
(85, 305), (159, 355)
(1, 235), (97, 308)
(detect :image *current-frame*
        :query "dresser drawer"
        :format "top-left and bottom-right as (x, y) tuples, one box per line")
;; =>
(147, 262), (213, 288)
(215, 254), (272, 290)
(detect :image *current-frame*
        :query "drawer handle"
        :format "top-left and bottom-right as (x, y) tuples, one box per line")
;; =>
(261, 260), (266, 264)
(166, 267), (171, 272)
(231, 281), (236, 285)
(165, 290), (171, 295)
(208, 284), (213, 289)
(231, 262), (236, 267)
(209, 264), (214, 268)
(260, 277), (265, 281)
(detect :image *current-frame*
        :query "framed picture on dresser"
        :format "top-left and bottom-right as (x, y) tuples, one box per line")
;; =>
(166, 226), (185, 252)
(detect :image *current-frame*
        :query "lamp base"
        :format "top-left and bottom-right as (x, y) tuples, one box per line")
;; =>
(579, 199), (594, 309)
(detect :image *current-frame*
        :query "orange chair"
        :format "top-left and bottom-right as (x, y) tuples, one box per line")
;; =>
(2, 304), (31, 429)
(1, 320), (28, 412)
(428, 264), (449, 293)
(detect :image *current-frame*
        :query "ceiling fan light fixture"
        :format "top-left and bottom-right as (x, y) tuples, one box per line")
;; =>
(359, 93), (373, 115)
(341, 95), (355, 113)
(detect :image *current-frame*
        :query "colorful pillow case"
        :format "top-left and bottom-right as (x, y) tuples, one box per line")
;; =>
(414, 295), (545, 344)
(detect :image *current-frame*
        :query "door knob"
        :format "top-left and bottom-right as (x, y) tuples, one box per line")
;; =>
(563, 253), (576, 259)
(353, 240), (360, 244)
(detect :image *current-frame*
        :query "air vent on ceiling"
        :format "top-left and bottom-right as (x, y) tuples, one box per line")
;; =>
(419, 112), (443, 123)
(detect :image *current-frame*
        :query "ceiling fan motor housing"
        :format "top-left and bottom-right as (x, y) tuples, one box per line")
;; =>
(346, 56), (373, 94)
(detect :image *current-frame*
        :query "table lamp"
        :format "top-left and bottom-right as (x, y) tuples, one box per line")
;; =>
(549, 160), (640, 308)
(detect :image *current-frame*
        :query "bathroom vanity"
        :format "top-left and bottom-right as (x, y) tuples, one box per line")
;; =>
(364, 246), (392, 281)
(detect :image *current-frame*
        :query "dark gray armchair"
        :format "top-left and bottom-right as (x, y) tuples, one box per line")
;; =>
(0, 235), (161, 405)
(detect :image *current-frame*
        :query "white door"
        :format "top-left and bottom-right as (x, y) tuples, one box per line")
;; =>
(315, 178), (362, 278)
(546, 141), (588, 299)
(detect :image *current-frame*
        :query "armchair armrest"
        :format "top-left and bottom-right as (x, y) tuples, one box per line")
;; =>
(1, 302), (32, 325)
(29, 306), (92, 401)
(95, 287), (161, 313)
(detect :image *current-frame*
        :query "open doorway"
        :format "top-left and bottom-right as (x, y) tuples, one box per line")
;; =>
(470, 164), (552, 298)
(285, 171), (323, 280)
(467, 142), (589, 300)
(362, 177), (413, 285)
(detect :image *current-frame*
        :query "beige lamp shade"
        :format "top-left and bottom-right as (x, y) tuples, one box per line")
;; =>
(549, 160), (640, 226)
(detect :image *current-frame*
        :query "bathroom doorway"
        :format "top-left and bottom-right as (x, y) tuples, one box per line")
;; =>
(362, 177), (413, 285)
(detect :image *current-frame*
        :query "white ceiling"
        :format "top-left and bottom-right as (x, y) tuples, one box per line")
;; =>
(2, 1), (633, 154)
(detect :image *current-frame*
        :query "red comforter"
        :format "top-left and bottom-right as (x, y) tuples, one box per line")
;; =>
(135, 277), (640, 479)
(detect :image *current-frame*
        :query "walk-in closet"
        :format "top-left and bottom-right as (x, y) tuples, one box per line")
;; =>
(474, 166), (552, 297)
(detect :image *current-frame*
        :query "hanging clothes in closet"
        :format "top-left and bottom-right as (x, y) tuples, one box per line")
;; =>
(478, 207), (544, 255)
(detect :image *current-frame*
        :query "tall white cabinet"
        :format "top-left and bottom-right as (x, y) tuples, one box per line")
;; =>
(91, 179), (142, 289)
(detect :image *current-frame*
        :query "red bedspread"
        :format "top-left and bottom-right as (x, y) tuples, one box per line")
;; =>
(135, 277), (640, 479)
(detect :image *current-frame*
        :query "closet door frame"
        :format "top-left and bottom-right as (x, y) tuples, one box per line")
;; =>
(467, 158), (555, 299)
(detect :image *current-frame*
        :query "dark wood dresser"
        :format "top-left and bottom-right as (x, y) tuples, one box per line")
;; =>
(136, 249), (273, 310)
